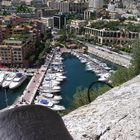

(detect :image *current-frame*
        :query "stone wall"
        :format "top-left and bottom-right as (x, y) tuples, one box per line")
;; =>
(63, 75), (140, 140)
(87, 45), (131, 68)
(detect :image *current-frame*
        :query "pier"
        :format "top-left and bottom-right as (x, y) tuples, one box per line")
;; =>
(17, 54), (54, 105)
(22, 66), (47, 104)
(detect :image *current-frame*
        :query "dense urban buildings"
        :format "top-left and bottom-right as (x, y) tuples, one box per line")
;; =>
(0, 0), (139, 67)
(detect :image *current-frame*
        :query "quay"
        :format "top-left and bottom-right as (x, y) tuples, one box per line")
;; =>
(17, 54), (54, 105)
(22, 66), (47, 104)
(79, 41), (131, 68)
(60, 48), (84, 53)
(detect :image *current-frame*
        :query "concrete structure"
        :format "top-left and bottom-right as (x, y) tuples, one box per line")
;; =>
(53, 14), (66, 29)
(31, 0), (44, 7)
(31, 19), (47, 34)
(84, 0), (103, 19)
(48, 1), (70, 13)
(107, 3), (116, 12)
(41, 17), (54, 27)
(22, 66), (47, 104)
(48, 1), (88, 14)
(85, 42), (131, 68)
(70, 20), (86, 28)
(84, 26), (139, 47)
(41, 8), (59, 17)
(1, 0), (11, 6)
(88, 0), (103, 11)
(0, 34), (35, 68)
(16, 13), (35, 21)
(69, 2), (88, 14)
(70, 20), (86, 34)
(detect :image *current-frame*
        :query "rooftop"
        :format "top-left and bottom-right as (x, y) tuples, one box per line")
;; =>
(0, 44), (23, 48)
(88, 20), (140, 32)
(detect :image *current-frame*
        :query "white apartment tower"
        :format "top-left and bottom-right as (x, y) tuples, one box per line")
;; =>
(84, 0), (103, 19)
(88, 0), (103, 11)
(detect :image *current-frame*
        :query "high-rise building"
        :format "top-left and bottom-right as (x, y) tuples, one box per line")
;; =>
(48, 1), (88, 14)
(84, 0), (104, 19)
(88, 0), (103, 11)
(53, 14), (66, 29)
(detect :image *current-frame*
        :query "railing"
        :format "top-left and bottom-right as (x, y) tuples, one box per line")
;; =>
(87, 80), (113, 103)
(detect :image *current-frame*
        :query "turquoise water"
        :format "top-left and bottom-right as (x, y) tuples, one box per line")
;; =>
(60, 53), (117, 108)
(0, 79), (30, 110)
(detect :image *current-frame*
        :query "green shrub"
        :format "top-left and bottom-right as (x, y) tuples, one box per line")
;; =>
(131, 39), (140, 75)
(71, 86), (110, 109)
(111, 67), (135, 86)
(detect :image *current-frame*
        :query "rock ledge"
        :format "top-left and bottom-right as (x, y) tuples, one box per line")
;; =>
(63, 75), (140, 140)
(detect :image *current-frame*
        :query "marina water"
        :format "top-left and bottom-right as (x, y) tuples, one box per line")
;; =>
(60, 53), (117, 109)
(0, 54), (117, 110)
(0, 79), (30, 110)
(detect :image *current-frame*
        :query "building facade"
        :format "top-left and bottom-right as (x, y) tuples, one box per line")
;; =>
(85, 27), (139, 47)
(48, 1), (88, 14)
(0, 34), (35, 68)
(53, 14), (66, 29)
(70, 20), (86, 34)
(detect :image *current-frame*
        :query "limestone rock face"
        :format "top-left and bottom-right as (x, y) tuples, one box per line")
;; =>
(63, 75), (140, 140)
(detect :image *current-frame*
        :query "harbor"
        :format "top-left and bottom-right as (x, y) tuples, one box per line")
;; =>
(79, 41), (131, 68)
(0, 48), (117, 111)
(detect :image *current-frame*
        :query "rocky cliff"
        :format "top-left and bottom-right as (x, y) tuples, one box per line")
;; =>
(63, 75), (140, 140)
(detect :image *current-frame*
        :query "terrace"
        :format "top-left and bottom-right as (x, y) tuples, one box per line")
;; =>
(89, 20), (140, 32)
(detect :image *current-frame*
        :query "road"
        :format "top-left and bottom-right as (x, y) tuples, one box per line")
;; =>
(80, 41), (131, 68)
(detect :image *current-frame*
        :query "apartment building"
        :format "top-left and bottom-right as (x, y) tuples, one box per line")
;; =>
(70, 20), (86, 33)
(85, 27), (139, 47)
(48, 1), (88, 14)
(41, 17), (54, 28)
(53, 14), (66, 29)
(0, 34), (35, 68)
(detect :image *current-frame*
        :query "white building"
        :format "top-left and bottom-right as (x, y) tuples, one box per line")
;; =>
(88, 0), (103, 11)
(48, 1), (70, 13)
(41, 17), (54, 28)
(84, 0), (103, 19)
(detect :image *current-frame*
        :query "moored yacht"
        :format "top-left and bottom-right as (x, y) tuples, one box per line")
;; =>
(9, 73), (27, 89)
(34, 99), (54, 107)
(51, 104), (65, 111)
(2, 72), (16, 88)
(0, 72), (7, 86)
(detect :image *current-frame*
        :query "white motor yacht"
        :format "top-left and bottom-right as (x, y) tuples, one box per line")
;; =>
(39, 92), (54, 98)
(34, 99), (54, 107)
(42, 81), (59, 87)
(0, 72), (7, 86)
(42, 80), (60, 85)
(34, 99), (53, 107)
(98, 73), (111, 81)
(50, 105), (65, 111)
(41, 85), (61, 90)
(35, 96), (60, 104)
(34, 98), (65, 111)
(9, 73), (27, 89)
(39, 88), (60, 93)
(2, 72), (16, 88)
